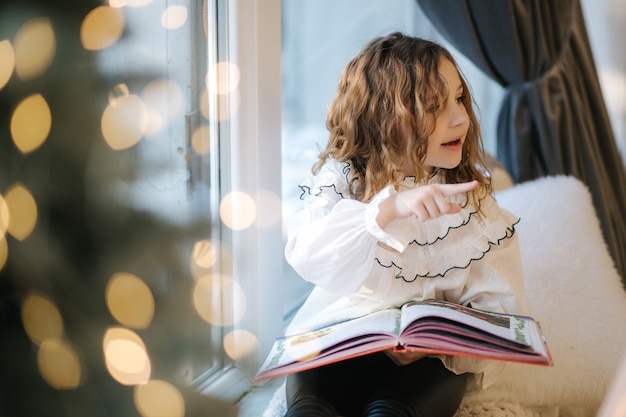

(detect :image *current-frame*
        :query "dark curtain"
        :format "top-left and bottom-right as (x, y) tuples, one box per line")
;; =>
(416, 0), (626, 283)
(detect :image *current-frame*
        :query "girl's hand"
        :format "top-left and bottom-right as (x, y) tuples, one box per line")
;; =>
(384, 349), (427, 366)
(376, 180), (478, 228)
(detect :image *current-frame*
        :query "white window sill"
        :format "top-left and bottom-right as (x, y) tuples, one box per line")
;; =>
(236, 377), (286, 417)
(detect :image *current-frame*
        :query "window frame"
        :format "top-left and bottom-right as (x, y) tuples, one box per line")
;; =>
(200, 0), (284, 400)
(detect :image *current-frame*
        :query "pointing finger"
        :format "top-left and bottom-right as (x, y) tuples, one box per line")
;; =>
(437, 180), (479, 197)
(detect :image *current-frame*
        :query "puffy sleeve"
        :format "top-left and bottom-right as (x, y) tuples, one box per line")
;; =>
(285, 160), (390, 296)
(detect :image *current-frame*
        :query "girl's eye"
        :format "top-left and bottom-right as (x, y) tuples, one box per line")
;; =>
(456, 95), (465, 103)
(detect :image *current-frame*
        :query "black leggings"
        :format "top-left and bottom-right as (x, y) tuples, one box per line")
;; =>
(285, 353), (467, 417)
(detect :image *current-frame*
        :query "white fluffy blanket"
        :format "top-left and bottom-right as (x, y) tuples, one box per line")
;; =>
(262, 176), (626, 417)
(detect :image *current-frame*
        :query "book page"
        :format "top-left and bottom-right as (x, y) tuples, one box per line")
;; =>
(400, 300), (533, 346)
(261, 308), (400, 371)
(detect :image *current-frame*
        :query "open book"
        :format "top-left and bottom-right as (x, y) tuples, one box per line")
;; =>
(254, 299), (553, 382)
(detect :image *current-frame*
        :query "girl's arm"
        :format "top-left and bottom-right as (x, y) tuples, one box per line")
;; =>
(285, 196), (380, 296)
(285, 161), (382, 295)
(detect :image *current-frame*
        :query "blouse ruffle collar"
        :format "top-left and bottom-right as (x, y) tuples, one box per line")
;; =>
(298, 159), (520, 279)
(374, 194), (519, 280)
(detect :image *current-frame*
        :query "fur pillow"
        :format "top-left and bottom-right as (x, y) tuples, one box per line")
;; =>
(462, 176), (626, 416)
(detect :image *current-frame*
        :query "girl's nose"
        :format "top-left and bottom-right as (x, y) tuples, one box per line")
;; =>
(450, 104), (468, 128)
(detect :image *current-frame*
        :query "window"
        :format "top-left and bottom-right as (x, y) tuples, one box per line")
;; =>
(0, 0), (284, 413)
(198, 0), (284, 399)
(87, 0), (231, 390)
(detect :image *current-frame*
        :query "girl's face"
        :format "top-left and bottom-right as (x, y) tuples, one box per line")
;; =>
(422, 58), (469, 173)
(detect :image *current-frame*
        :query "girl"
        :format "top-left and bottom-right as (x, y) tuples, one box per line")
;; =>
(283, 32), (525, 417)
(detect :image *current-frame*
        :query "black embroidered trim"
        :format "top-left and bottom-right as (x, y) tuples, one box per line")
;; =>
(298, 184), (345, 200)
(407, 202), (482, 247)
(341, 161), (351, 178)
(374, 219), (520, 281)
(298, 161), (352, 200)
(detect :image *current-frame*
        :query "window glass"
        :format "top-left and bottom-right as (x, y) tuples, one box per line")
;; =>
(93, 0), (227, 386)
(0, 1), (233, 413)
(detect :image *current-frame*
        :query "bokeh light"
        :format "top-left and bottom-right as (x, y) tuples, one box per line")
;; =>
(0, 194), (9, 239)
(202, 62), (242, 122)
(134, 380), (185, 417)
(5, 183), (37, 241)
(105, 272), (155, 329)
(219, 191), (256, 231)
(10, 93), (52, 154)
(13, 17), (56, 81)
(208, 61), (240, 95)
(190, 239), (233, 283)
(191, 124), (211, 155)
(21, 293), (64, 346)
(161, 6), (188, 30)
(0, 237), (7, 271)
(254, 190), (282, 228)
(200, 89), (210, 119)
(37, 338), (82, 389)
(0, 40), (15, 90)
(190, 239), (217, 272)
(223, 329), (258, 361)
(193, 274), (246, 326)
(141, 78), (184, 137)
(103, 327), (151, 385)
(101, 88), (148, 150)
(80, 6), (125, 51)
(200, 86), (240, 122)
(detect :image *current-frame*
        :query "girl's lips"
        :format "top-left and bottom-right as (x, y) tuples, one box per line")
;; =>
(442, 138), (463, 149)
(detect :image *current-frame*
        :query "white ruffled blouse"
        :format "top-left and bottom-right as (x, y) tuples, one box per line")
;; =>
(284, 158), (526, 388)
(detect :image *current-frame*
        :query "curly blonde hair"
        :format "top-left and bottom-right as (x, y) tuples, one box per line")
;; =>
(315, 32), (491, 208)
